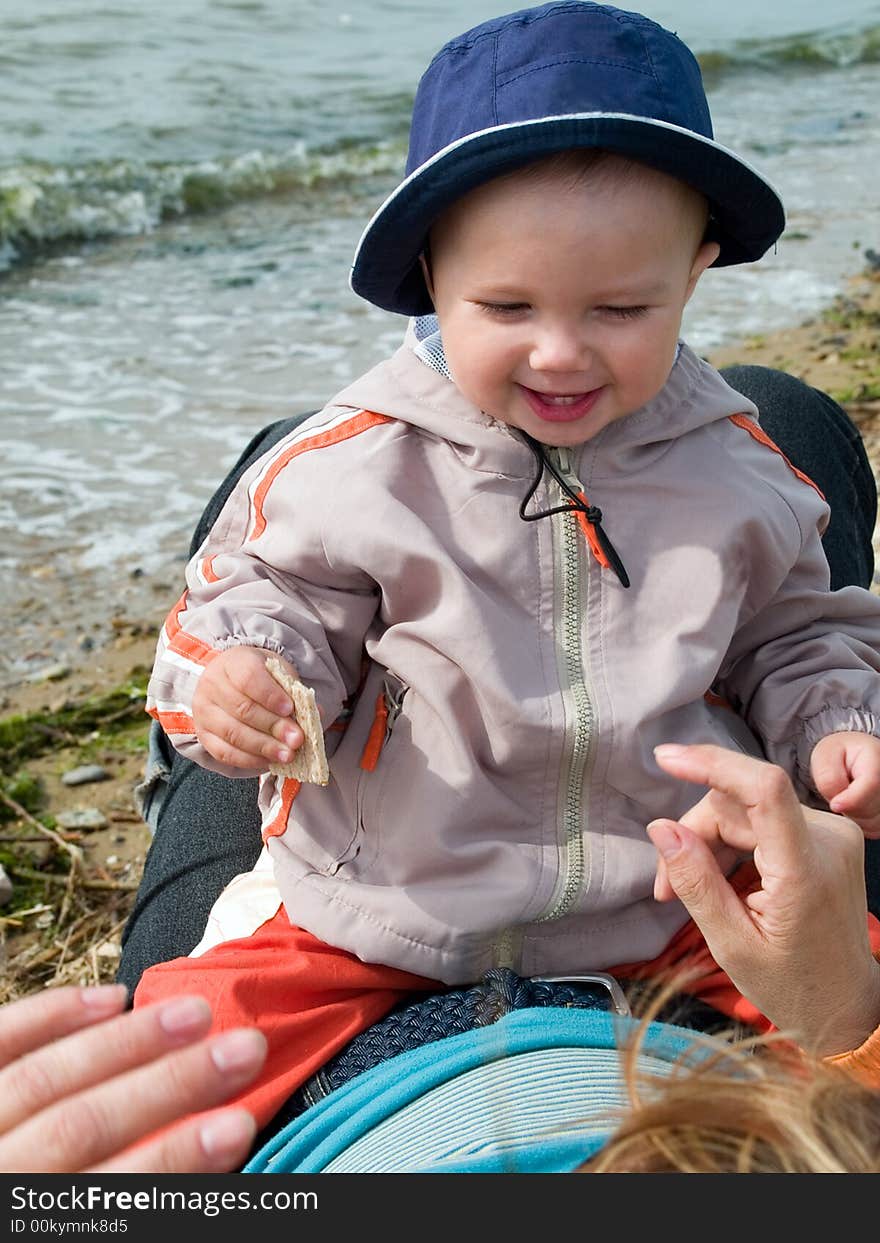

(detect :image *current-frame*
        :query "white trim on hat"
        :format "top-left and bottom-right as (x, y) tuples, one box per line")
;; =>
(349, 110), (783, 289)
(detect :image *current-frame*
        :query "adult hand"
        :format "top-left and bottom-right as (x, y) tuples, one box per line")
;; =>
(647, 743), (880, 1058)
(0, 984), (267, 1173)
(192, 646), (303, 770)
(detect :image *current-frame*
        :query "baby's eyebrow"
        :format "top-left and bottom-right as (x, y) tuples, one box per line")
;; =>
(597, 280), (671, 299)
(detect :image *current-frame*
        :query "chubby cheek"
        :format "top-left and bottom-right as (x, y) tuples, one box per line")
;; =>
(612, 334), (680, 405)
(446, 331), (518, 405)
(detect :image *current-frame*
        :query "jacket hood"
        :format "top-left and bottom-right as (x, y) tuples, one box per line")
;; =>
(328, 328), (759, 477)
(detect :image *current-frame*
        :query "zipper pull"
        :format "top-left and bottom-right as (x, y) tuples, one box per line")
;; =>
(519, 436), (630, 588)
(552, 450), (630, 590)
(574, 502), (630, 589)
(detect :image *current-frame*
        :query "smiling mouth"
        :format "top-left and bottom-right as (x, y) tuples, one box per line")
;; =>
(518, 384), (605, 422)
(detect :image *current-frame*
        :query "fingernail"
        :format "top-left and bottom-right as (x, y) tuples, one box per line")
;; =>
(648, 821), (682, 859)
(211, 1028), (266, 1073)
(158, 995), (212, 1036)
(80, 984), (128, 1011)
(199, 1109), (256, 1159)
(275, 697), (292, 717)
(654, 744), (685, 760)
(275, 747), (291, 763)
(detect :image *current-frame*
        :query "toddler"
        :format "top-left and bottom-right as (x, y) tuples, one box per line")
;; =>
(138, 3), (880, 1125)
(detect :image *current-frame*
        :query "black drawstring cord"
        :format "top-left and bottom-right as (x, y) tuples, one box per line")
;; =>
(517, 432), (630, 589)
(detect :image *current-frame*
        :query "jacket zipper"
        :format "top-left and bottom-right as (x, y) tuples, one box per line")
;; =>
(536, 445), (594, 923)
(384, 678), (408, 735)
(492, 448), (596, 966)
(353, 676), (408, 853)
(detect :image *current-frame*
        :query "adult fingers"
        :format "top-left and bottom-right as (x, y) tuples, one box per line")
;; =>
(653, 840), (741, 902)
(677, 787), (756, 853)
(647, 819), (759, 968)
(91, 1106), (258, 1176)
(0, 1027), (267, 1174)
(653, 744), (806, 875)
(653, 784), (753, 901)
(0, 985), (127, 1071)
(0, 995), (213, 1134)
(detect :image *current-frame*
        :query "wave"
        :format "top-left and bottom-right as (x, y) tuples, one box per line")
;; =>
(0, 139), (406, 271)
(2, 21), (878, 271)
(697, 22), (880, 77)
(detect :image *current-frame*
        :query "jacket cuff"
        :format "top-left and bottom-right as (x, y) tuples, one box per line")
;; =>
(796, 709), (880, 792)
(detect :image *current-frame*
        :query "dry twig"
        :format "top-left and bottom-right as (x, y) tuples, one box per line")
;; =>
(0, 789), (84, 865)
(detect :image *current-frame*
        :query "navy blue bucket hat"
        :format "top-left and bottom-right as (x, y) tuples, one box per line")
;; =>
(350, 2), (785, 316)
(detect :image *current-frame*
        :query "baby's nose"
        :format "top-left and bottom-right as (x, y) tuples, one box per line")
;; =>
(528, 324), (590, 372)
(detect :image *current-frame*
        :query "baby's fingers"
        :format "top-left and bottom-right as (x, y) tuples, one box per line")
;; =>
(202, 682), (303, 750)
(197, 719), (296, 770)
(829, 778), (880, 839)
(225, 649), (300, 718)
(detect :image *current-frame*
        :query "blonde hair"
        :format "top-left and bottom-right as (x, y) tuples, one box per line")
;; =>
(582, 981), (880, 1174)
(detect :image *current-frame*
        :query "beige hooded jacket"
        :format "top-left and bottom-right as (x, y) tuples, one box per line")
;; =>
(148, 340), (880, 982)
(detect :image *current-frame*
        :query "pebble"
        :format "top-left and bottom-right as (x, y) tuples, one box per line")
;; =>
(55, 807), (109, 831)
(0, 864), (12, 907)
(61, 764), (109, 787)
(27, 663), (71, 684)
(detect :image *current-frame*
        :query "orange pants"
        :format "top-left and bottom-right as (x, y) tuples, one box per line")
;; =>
(134, 909), (438, 1128)
(135, 864), (880, 1129)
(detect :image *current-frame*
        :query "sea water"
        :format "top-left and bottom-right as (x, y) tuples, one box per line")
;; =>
(2, 0), (879, 685)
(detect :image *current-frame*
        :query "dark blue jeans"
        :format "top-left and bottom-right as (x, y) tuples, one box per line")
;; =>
(117, 365), (880, 994)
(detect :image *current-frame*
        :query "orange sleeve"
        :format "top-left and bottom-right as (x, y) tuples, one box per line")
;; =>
(823, 953), (880, 1089)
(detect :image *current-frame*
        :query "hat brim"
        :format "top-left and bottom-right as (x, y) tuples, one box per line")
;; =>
(350, 114), (785, 317)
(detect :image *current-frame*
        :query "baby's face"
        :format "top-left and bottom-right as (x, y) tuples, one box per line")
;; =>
(424, 159), (719, 448)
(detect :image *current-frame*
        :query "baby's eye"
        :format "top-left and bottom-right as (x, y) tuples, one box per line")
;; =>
(599, 305), (649, 320)
(477, 301), (529, 316)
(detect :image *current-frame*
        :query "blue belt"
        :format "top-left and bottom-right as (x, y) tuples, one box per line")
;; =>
(280, 967), (629, 1128)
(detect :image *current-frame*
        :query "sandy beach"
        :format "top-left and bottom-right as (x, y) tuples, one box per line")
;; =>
(1, 265), (879, 1000)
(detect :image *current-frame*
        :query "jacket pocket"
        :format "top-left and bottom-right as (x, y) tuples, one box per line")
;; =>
(333, 673), (408, 875)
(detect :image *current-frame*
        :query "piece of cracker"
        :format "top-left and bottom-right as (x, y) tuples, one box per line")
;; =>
(265, 655), (329, 785)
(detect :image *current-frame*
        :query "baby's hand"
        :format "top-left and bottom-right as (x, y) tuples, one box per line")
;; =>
(191, 647), (304, 772)
(810, 731), (880, 838)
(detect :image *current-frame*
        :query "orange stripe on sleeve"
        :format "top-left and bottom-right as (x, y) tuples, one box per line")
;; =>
(248, 410), (393, 541)
(163, 589), (218, 667)
(728, 413), (826, 500)
(147, 705), (196, 735)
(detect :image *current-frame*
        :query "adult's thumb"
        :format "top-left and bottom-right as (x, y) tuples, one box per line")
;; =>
(646, 819), (751, 954)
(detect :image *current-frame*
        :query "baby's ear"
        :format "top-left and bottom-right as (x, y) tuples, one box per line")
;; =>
(419, 249), (436, 305)
(685, 239), (721, 302)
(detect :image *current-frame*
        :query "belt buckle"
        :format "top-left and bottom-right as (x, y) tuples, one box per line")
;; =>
(529, 971), (631, 1017)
